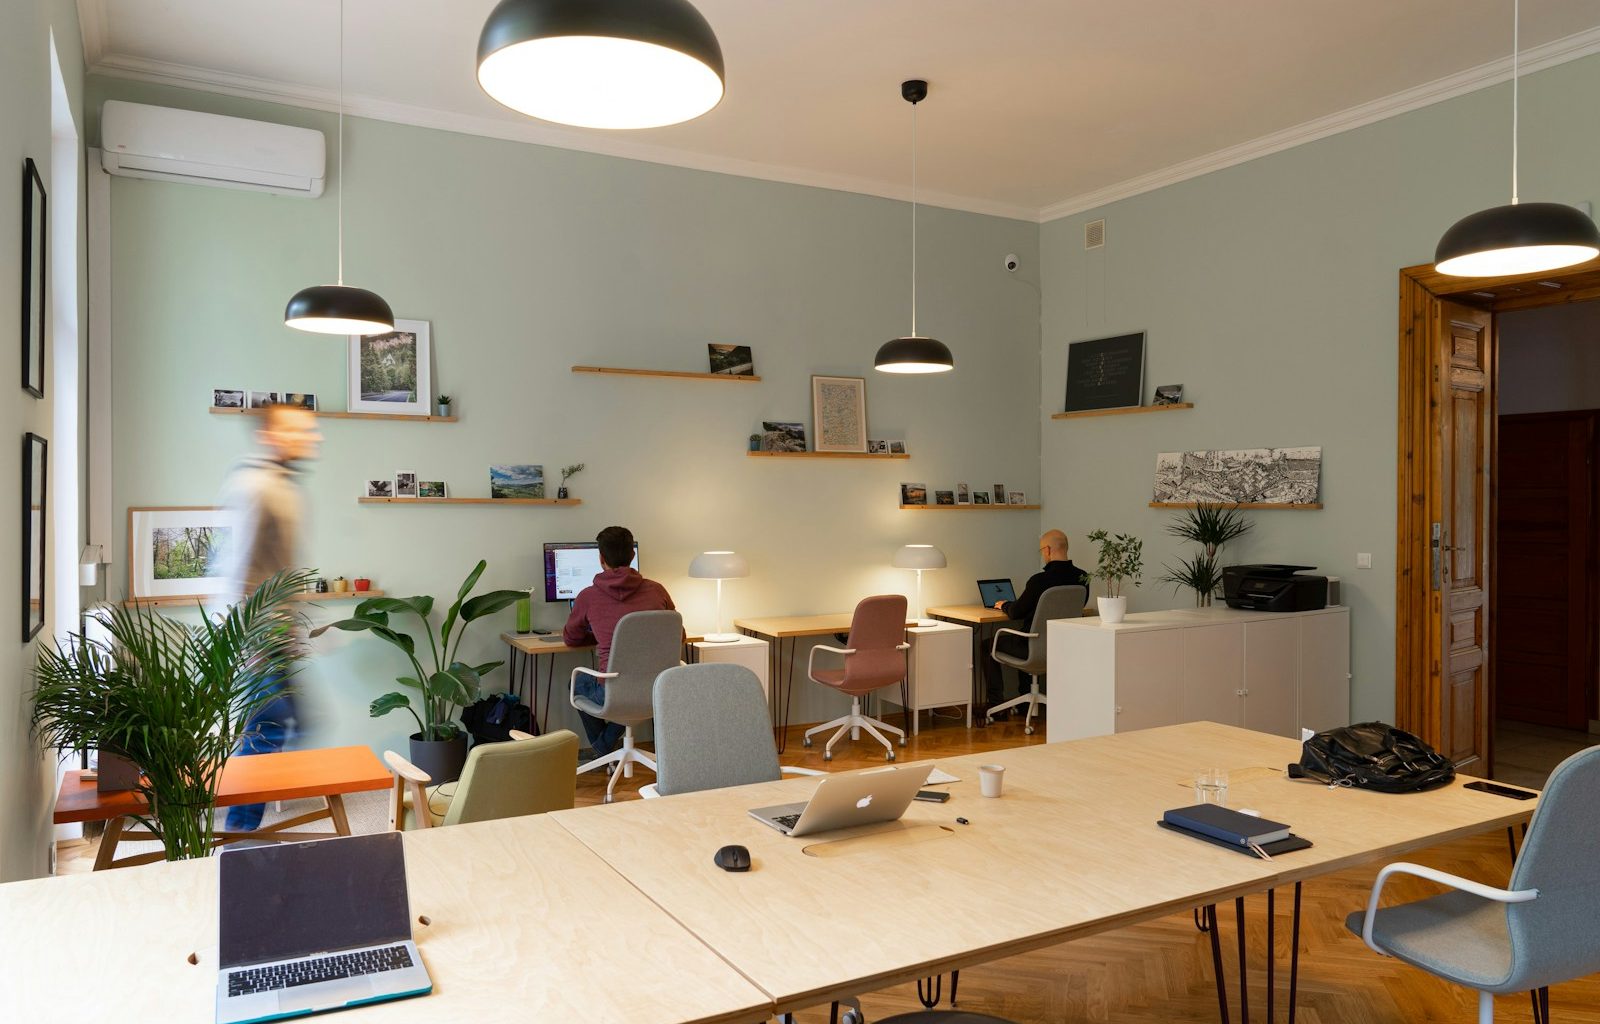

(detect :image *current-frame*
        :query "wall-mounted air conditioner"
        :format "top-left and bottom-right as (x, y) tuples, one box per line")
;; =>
(100, 100), (326, 198)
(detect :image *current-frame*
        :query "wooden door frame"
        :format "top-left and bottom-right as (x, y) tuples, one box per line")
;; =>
(1396, 261), (1600, 764)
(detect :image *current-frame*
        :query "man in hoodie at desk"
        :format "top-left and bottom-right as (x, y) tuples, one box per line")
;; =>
(562, 526), (677, 759)
(984, 528), (1090, 712)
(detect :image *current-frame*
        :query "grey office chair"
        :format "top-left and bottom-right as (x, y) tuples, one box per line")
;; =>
(570, 609), (683, 802)
(1346, 745), (1600, 1024)
(985, 585), (1087, 734)
(640, 663), (821, 798)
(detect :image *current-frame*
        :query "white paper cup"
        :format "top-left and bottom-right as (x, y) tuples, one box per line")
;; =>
(978, 764), (1005, 798)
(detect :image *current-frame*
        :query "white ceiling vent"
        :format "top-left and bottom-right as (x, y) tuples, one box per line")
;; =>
(1084, 219), (1105, 250)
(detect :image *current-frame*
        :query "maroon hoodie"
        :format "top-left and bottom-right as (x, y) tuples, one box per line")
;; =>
(562, 567), (676, 672)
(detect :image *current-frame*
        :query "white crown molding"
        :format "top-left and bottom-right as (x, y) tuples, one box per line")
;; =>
(75, 0), (109, 66)
(84, 50), (1039, 222)
(1038, 24), (1600, 222)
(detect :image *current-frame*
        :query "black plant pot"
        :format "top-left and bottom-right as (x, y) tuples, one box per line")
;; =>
(409, 732), (468, 784)
(557, 486), (569, 500)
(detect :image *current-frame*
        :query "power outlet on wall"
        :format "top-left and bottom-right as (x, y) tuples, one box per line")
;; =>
(1356, 553), (1373, 569)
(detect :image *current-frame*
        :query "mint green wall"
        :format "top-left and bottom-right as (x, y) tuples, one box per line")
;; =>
(86, 77), (1042, 755)
(0, 0), (85, 883)
(1041, 54), (1600, 722)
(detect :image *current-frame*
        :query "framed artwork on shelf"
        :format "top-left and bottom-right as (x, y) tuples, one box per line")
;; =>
(23, 433), (46, 639)
(811, 375), (867, 453)
(956, 483), (971, 505)
(248, 390), (280, 409)
(212, 388), (246, 409)
(973, 491), (990, 505)
(935, 490), (955, 506)
(395, 471), (418, 498)
(366, 479), (394, 498)
(900, 482), (927, 506)
(22, 158), (46, 398)
(1063, 332), (1144, 413)
(349, 318), (431, 416)
(283, 391), (318, 411)
(418, 480), (446, 498)
(760, 422), (807, 453)
(707, 344), (754, 376)
(490, 464), (544, 499)
(127, 506), (238, 605)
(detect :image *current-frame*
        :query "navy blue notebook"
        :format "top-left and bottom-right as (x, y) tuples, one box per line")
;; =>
(1163, 804), (1290, 845)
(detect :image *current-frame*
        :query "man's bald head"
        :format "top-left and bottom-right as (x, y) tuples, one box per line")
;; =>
(1040, 530), (1069, 562)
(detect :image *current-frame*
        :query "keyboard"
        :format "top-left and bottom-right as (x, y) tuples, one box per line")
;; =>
(227, 944), (413, 996)
(772, 813), (802, 832)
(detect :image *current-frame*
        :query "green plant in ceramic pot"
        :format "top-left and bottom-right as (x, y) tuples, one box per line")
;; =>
(31, 569), (313, 862)
(1086, 529), (1143, 624)
(436, 393), (452, 418)
(1163, 502), (1252, 605)
(558, 463), (585, 500)
(311, 560), (522, 783)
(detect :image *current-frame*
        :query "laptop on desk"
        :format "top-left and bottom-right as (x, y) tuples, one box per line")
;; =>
(749, 764), (934, 837)
(216, 832), (432, 1024)
(977, 579), (1016, 608)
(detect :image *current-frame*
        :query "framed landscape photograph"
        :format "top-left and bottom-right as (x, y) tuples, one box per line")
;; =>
(349, 318), (431, 416)
(127, 506), (238, 604)
(811, 375), (867, 453)
(888, 440), (906, 455)
(248, 390), (280, 409)
(900, 482), (928, 506)
(22, 158), (46, 398)
(490, 464), (544, 499)
(935, 490), (955, 506)
(707, 343), (755, 376)
(23, 434), (46, 639)
(212, 388), (245, 410)
(283, 391), (318, 411)
(760, 421), (807, 453)
(418, 480), (446, 498)
(1008, 491), (1027, 506)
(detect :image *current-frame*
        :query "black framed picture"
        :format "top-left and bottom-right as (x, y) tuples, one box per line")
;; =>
(23, 432), (47, 641)
(21, 158), (45, 398)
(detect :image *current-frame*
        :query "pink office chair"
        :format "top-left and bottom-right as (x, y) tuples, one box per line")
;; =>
(801, 594), (910, 761)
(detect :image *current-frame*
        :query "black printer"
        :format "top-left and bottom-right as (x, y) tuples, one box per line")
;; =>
(1222, 564), (1328, 612)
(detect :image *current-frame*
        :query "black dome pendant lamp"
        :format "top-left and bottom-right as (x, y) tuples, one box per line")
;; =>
(477, 0), (725, 130)
(1435, 0), (1600, 277)
(875, 80), (954, 375)
(284, 0), (394, 336)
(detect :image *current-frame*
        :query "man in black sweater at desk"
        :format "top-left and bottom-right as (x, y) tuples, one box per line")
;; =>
(985, 529), (1090, 711)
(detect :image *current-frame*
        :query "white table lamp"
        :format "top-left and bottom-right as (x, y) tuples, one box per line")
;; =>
(892, 544), (946, 626)
(689, 551), (749, 643)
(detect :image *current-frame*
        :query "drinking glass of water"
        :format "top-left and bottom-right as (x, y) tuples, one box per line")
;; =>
(1194, 768), (1229, 805)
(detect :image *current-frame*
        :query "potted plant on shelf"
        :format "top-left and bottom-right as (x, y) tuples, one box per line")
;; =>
(1086, 529), (1143, 624)
(1163, 502), (1252, 606)
(558, 463), (585, 500)
(1162, 551), (1226, 608)
(31, 569), (313, 862)
(311, 560), (522, 783)
(436, 394), (452, 418)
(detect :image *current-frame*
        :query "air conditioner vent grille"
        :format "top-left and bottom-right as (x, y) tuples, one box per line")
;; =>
(1084, 219), (1105, 250)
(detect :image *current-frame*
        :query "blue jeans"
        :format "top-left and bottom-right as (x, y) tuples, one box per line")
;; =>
(225, 676), (295, 832)
(573, 675), (623, 757)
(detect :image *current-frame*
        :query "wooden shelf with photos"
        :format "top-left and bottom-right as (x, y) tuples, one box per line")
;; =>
(125, 590), (386, 609)
(210, 407), (457, 423)
(1052, 402), (1193, 420)
(571, 366), (762, 383)
(747, 450), (909, 460)
(358, 497), (582, 506)
(901, 503), (1041, 510)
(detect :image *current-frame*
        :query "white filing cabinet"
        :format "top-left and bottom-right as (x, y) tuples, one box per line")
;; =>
(691, 635), (770, 698)
(877, 621), (973, 733)
(1049, 606), (1351, 743)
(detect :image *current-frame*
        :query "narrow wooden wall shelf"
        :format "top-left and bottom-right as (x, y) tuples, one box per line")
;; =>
(747, 451), (909, 460)
(125, 590), (385, 609)
(359, 497), (582, 506)
(901, 504), (1040, 511)
(572, 366), (761, 383)
(1052, 403), (1193, 420)
(1148, 501), (1321, 510)
(210, 408), (457, 423)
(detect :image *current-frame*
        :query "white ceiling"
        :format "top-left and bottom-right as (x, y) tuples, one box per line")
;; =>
(80, 0), (1600, 221)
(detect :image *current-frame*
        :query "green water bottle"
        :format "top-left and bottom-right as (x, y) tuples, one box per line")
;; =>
(515, 595), (532, 634)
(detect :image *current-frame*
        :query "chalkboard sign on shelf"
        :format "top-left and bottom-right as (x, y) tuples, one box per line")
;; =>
(1064, 332), (1145, 413)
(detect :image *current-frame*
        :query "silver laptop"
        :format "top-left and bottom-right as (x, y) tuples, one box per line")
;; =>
(749, 763), (935, 837)
(216, 832), (432, 1024)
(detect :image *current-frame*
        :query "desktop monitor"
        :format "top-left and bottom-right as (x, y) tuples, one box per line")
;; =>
(543, 542), (640, 602)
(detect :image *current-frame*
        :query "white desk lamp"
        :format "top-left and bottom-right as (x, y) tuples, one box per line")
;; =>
(689, 551), (749, 643)
(892, 544), (946, 626)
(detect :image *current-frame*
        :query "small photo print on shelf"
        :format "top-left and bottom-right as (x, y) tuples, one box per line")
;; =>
(366, 479), (394, 498)
(993, 484), (1006, 504)
(935, 490), (955, 506)
(1008, 491), (1026, 506)
(867, 439), (889, 455)
(249, 390), (280, 409)
(213, 388), (245, 409)
(973, 491), (991, 505)
(760, 421), (807, 453)
(1153, 383), (1184, 406)
(900, 482), (928, 506)
(888, 440), (906, 455)
(490, 464), (545, 499)
(956, 483), (971, 505)
(418, 480), (446, 498)
(283, 392), (317, 411)
(707, 343), (755, 376)
(395, 471), (418, 499)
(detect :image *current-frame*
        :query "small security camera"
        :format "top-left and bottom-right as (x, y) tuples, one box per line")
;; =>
(1004, 253), (1020, 272)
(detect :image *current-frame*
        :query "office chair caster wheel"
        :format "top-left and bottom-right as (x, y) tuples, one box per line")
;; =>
(803, 736), (813, 748)
(840, 1012), (864, 1024)
(823, 750), (833, 762)
(898, 737), (907, 747)
(886, 751), (896, 762)
(1024, 725), (1034, 736)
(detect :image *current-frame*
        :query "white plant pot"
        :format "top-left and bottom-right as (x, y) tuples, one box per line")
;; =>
(1098, 596), (1128, 624)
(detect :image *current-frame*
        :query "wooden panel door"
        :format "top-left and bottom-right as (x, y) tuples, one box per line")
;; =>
(1434, 303), (1493, 766)
(1495, 412), (1595, 729)
(1242, 618), (1298, 737)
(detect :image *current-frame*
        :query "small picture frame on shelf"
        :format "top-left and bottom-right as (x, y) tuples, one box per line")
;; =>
(993, 484), (1006, 504)
(973, 492), (991, 505)
(366, 479), (394, 498)
(395, 471), (418, 499)
(867, 439), (889, 455)
(888, 440), (906, 455)
(490, 464), (544, 499)
(956, 483), (971, 505)
(212, 388), (246, 410)
(1153, 384), (1184, 406)
(760, 422), (807, 453)
(935, 490), (955, 506)
(1008, 491), (1027, 506)
(900, 482), (927, 506)
(707, 343), (755, 376)
(418, 480), (446, 498)
(249, 390), (280, 409)
(283, 391), (318, 411)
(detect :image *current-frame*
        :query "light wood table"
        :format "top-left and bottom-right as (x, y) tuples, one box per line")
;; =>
(0, 815), (769, 1024)
(551, 721), (1536, 1017)
(53, 746), (391, 870)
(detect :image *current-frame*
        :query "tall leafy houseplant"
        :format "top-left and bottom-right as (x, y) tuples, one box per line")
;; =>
(1086, 529), (1143, 624)
(31, 569), (312, 862)
(1163, 502), (1253, 605)
(311, 561), (521, 779)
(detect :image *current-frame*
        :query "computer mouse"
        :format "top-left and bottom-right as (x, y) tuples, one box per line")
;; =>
(714, 844), (751, 872)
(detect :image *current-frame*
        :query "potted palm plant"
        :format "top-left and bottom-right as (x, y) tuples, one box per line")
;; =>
(1163, 503), (1252, 606)
(311, 560), (521, 783)
(1086, 529), (1143, 624)
(31, 569), (312, 862)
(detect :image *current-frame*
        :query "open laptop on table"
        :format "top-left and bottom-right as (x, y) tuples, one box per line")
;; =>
(749, 763), (934, 837)
(977, 578), (1016, 608)
(217, 831), (432, 1024)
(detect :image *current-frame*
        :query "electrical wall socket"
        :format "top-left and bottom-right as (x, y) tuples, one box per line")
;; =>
(1356, 553), (1373, 569)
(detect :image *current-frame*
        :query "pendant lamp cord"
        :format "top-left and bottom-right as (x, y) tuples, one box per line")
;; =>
(1511, 0), (1519, 205)
(910, 96), (918, 336)
(337, 0), (346, 284)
